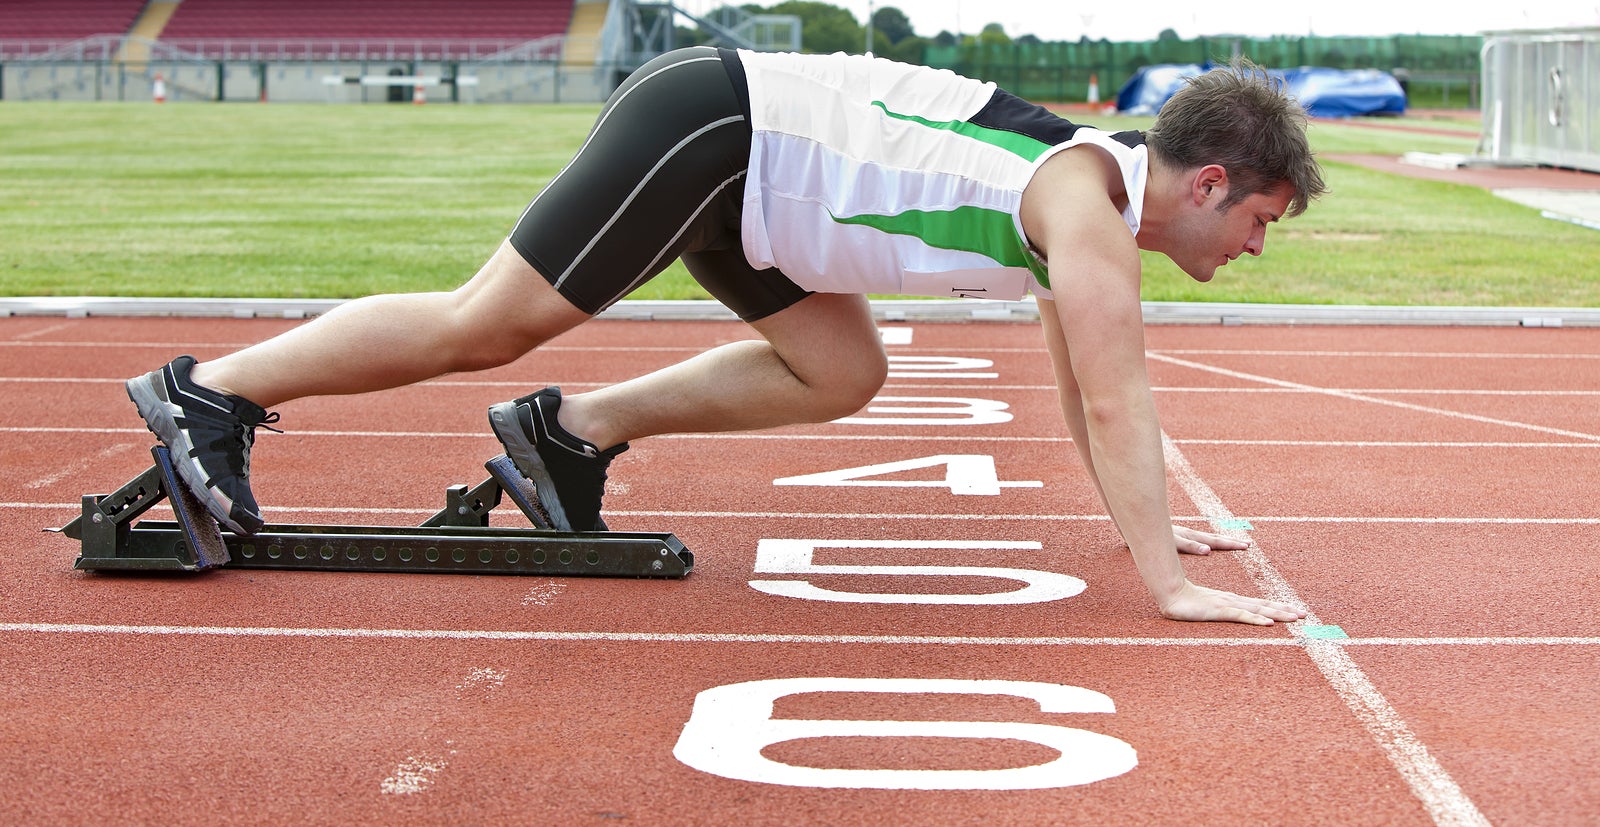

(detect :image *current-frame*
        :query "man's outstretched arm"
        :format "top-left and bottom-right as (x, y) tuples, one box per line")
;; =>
(1024, 154), (1303, 625)
(1037, 301), (1247, 557)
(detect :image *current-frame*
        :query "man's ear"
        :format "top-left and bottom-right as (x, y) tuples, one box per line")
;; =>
(1192, 164), (1230, 206)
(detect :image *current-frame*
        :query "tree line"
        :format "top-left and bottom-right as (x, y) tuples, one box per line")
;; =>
(678, 2), (1040, 65)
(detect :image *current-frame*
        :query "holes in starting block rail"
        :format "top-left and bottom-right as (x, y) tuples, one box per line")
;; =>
(195, 534), (682, 576)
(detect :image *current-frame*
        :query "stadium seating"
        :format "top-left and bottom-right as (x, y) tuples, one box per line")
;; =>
(0, 0), (144, 41)
(159, 0), (574, 42)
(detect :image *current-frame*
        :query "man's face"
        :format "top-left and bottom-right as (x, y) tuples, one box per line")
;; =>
(1169, 183), (1294, 282)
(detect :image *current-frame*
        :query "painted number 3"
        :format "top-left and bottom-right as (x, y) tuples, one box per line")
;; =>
(673, 677), (1138, 789)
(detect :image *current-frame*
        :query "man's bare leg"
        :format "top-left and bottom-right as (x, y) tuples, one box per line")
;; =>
(555, 292), (887, 450)
(190, 240), (590, 407)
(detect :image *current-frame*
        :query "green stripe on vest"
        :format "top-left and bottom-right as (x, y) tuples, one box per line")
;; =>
(871, 101), (1052, 161)
(832, 206), (1050, 287)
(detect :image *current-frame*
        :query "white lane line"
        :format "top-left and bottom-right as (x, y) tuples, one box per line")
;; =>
(9, 426), (1600, 454)
(0, 340), (267, 350)
(1150, 351), (1600, 443)
(1151, 348), (1600, 360)
(7, 375), (1600, 398)
(1173, 439), (1600, 448)
(0, 622), (1299, 645)
(891, 385), (1600, 397)
(1342, 637), (1600, 646)
(10, 501), (1600, 526)
(1246, 515), (1600, 525)
(0, 426), (1075, 443)
(1163, 434), (1491, 827)
(2, 621), (1593, 648)
(7, 340), (1598, 359)
(10, 341), (1600, 358)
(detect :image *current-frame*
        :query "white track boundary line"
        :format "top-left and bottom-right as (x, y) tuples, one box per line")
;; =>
(8, 426), (1600, 452)
(1163, 433), (1490, 827)
(1151, 352), (1600, 443)
(1150, 348), (1600, 360)
(6, 338), (1600, 359)
(9, 501), (1600, 527)
(2, 622), (1593, 648)
(8, 375), (1600, 398)
(10, 501), (1600, 526)
(0, 623), (1296, 645)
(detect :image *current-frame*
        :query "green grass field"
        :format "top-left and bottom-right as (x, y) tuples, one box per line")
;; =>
(1, 102), (1596, 306)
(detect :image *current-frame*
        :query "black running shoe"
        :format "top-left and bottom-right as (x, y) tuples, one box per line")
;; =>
(487, 387), (627, 532)
(126, 355), (280, 534)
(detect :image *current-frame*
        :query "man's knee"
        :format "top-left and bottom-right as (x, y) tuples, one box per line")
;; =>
(811, 349), (888, 421)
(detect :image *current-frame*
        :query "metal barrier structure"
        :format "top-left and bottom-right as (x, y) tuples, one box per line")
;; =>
(1480, 27), (1600, 173)
(0, 33), (604, 103)
(0, 0), (801, 104)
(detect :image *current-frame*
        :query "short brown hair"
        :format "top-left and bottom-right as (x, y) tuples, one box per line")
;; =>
(1145, 60), (1326, 217)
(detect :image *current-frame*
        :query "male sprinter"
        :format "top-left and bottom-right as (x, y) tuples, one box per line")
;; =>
(127, 47), (1323, 625)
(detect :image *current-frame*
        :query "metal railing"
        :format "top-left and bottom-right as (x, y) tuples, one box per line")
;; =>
(0, 34), (556, 63)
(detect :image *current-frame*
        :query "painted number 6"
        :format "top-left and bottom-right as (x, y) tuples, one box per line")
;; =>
(673, 677), (1137, 789)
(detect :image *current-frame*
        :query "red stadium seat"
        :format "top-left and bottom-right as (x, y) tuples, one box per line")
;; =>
(158, 0), (577, 56)
(0, 0), (144, 41)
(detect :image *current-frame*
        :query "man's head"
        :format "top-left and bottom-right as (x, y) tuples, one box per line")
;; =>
(1145, 60), (1326, 218)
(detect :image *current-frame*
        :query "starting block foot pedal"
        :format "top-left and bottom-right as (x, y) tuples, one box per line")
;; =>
(61, 445), (229, 571)
(152, 445), (231, 568)
(484, 454), (557, 529)
(62, 451), (692, 578)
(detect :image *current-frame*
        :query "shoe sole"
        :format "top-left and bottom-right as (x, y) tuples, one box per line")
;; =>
(126, 371), (258, 534)
(487, 400), (574, 532)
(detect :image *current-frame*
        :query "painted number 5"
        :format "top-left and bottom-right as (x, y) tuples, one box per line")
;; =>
(750, 539), (1086, 604)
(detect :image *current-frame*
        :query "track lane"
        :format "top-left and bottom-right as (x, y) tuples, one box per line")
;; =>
(5, 315), (1599, 825)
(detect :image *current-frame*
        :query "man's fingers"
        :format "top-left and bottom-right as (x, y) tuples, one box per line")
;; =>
(1172, 526), (1251, 552)
(1244, 598), (1307, 622)
(1162, 585), (1308, 626)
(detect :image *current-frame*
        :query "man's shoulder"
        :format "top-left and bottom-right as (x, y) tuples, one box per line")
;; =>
(1029, 143), (1130, 205)
(1020, 144), (1143, 263)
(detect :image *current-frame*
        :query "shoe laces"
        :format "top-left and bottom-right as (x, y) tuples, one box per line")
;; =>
(236, 412), (283, 475)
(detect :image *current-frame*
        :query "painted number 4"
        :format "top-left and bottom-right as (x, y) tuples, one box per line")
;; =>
(774, 454), (1041, 496)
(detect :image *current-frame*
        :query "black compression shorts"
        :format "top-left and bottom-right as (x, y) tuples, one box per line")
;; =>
(507, 47), (812, 323)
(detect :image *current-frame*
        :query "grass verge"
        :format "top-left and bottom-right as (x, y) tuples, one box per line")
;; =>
(1, 102), (1595, 307)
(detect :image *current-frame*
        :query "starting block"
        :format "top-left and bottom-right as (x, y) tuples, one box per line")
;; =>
(60, 446), (693, 578)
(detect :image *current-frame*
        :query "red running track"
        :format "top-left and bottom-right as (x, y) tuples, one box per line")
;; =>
(3, 315), (1598, 825)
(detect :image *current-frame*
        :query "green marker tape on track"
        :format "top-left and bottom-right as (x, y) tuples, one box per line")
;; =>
(1216, 518), (1254, 531)
(1300, 625), (1349, 640)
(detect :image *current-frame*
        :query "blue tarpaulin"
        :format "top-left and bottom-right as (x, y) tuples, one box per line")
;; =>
(1115, 63), (1407, 117)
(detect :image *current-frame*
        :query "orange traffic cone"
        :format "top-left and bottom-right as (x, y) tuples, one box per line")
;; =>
(412, 82), (425, 105)
(153, 73), (167, 103)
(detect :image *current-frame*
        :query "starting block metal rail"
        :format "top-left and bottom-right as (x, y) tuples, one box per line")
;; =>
(61, 447), (692, 579)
